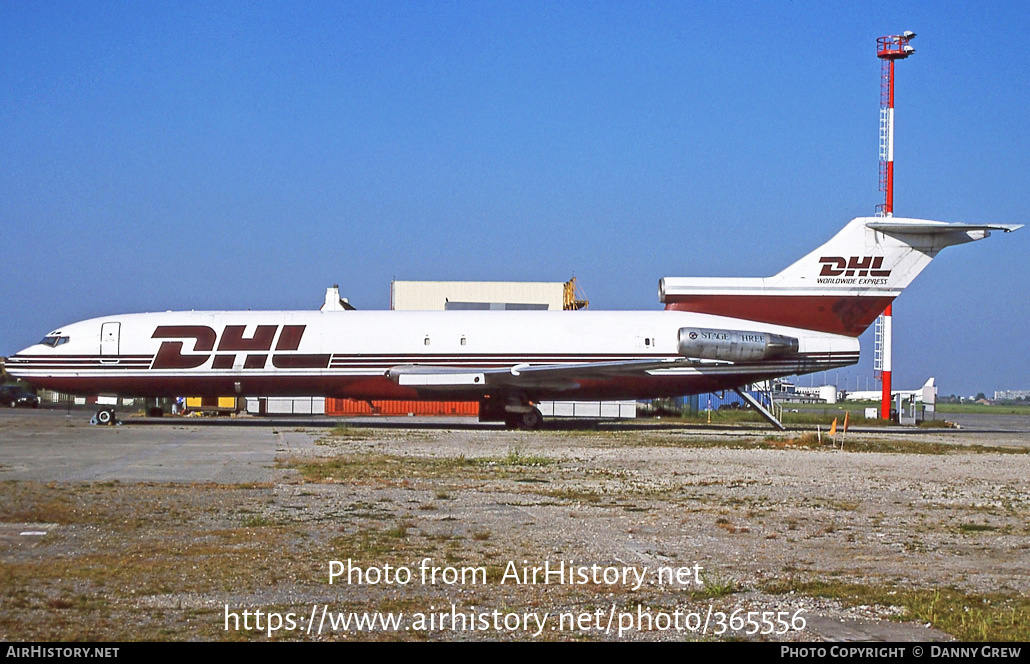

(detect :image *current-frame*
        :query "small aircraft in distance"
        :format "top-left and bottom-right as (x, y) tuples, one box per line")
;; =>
(7, 216), (1019, 428)
(842, 377), (936, 403)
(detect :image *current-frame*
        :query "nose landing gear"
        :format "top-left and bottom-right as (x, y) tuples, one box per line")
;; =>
(91, 407), (119, 426)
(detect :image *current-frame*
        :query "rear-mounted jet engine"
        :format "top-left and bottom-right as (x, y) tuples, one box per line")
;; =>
(678, 328), (799, 362)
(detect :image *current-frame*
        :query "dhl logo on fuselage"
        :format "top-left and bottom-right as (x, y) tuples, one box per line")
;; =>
(150, 325), (329, 370)
(818, 256), (892, 278)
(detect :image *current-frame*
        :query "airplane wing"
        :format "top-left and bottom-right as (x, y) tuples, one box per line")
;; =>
(386, 359), (690, 392)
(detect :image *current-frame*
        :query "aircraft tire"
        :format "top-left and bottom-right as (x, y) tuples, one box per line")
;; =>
(518, 408), (543, 430)
(96, 408), (114, 425)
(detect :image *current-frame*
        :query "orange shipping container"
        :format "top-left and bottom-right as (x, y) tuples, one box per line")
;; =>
(326, 399), (479, 417)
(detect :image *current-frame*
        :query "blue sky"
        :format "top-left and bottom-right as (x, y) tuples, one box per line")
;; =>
(2, 1), (1027, 397)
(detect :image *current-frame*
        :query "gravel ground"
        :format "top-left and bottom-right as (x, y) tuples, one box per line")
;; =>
(1, 410), (1027, 641)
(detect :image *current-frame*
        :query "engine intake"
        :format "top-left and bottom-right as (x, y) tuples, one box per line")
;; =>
(678, 328), (798, 362)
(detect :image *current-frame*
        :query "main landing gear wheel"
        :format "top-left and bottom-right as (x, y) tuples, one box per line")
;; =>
(94, 408), (116, 426)
(507, 407), (543, 430)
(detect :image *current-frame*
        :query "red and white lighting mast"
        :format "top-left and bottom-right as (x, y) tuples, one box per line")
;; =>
(873, 31), (916, 420)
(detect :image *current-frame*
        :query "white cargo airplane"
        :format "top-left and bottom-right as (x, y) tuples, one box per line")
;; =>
(843, 377), (936, 403)
(7, 216), (1019, 428)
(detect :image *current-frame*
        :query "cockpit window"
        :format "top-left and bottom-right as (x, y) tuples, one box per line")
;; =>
(39, 336), (69, 347)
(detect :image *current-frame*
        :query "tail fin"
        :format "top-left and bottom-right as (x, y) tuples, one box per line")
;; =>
(660, 217), (1020, 336)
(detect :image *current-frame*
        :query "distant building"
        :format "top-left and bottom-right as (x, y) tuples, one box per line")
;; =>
(994, 390), (1030, 400)
(793, 385), (838, 404)
(390, 279), (587, 311)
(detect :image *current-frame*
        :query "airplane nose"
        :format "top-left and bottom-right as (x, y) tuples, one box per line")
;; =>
(5, 351), (30, 379)
(6, 340), (51, 378)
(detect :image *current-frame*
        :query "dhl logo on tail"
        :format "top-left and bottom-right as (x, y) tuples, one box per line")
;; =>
(818, 256), (892, 278)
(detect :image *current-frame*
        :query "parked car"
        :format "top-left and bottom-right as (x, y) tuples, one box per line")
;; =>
(0, 385), (40, 408)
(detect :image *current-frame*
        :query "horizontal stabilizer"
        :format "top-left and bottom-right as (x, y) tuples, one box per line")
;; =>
(867, 221), (1022, 235)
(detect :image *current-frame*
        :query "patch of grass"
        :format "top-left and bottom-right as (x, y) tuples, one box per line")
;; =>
(690, 572), (742, 599)
(2, 523), (307, 600)
(936, 403), (1030, 416)
(329, 524), (421, 561)
(806, 497), (861, 512)
(543, 487), (604, 504)
(810, 439), (1029, 455)
(286, 453), (476, 483)
(763, 432), (826, 449)
(751, 434), (1028, 455)
(954, 523), (998, 534)
(241, 514), (274, 527)
(575, 431), (1028, 456)
(316, 423), (366, 443)
(501, 448), (556, 467)
(0, 482), (160, 528)
(384, 522), (410, 539)
(285, 450), (561, 485)
(764, 578), (1030, 642)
